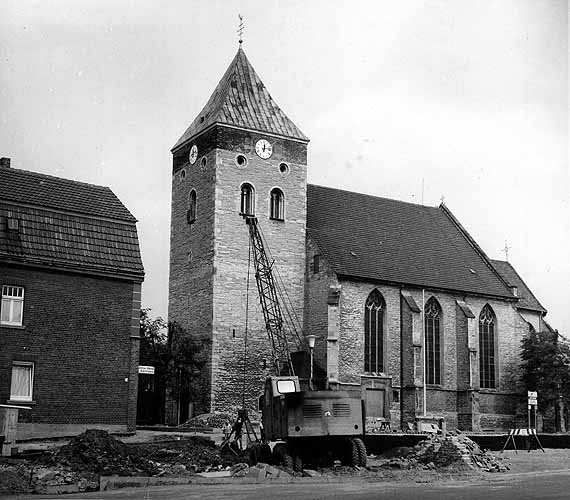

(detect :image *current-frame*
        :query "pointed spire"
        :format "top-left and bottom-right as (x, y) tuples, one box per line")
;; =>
(172, 48), (308, 151)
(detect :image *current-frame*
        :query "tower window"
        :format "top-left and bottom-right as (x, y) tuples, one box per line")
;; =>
(240, 183), (255, 216)
(236, 155), (248, 167)
(187, 189), (197, 224)
(269, 188), (284, 220)
(424, 297), (442, 385)
(279, 163), (290, 175)
(313, 254), (320, 274)
(364, 290), (385, 373)
(479, 304), (497, 389)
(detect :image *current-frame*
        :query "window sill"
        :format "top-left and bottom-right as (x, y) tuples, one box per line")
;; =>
(269, 217), (285, 222)
(7, 399), (36, 406)
(0, 323), (25, 330)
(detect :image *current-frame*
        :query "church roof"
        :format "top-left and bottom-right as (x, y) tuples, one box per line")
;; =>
(491, 260), (546, 312)
(307, 184), (513, 299)
(0, 166), (144, 279)
(172, 47), (308, 151)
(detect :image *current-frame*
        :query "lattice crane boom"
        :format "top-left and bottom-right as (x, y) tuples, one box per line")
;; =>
(246, 216), (295, 376)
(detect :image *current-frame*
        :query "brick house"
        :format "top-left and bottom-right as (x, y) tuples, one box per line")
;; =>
(168, 48), (549, 431)
(0, 159), (144, 439)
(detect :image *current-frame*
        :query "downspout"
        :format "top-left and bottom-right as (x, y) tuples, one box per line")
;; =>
(422, 289), (426, 417)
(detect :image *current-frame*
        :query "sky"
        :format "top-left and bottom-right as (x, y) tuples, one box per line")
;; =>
(1, 0), (568, 334)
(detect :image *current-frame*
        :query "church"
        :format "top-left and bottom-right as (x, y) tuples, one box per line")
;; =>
(168, 46), (551, 431)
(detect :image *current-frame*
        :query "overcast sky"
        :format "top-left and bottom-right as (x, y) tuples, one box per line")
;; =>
(1, 0), (568, 334)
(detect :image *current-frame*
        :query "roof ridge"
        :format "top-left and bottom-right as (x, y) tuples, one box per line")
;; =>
(2, 166), (111, 190)
(307, 183), (440, 210)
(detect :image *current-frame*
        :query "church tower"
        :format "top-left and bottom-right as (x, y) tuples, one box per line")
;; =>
(168, 47), (309, 416)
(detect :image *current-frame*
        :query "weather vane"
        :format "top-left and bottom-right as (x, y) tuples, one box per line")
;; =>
(237, 14), (245, 45)
(502, 240), (512, 262)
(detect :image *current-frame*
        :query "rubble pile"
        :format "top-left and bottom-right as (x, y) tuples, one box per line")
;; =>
(182, 412), (234, 429)
(54, 429), (157, 476)
(377, 432), (509, 473)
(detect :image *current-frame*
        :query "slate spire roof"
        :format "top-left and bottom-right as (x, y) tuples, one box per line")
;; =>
(173, 47), (308, 151)
(307, 184), (513, 299)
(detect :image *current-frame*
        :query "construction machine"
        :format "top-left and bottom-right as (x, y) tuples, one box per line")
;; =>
(243, 216), (366, 469)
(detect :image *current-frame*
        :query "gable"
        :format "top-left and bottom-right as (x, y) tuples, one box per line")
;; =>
(307, 184), (512, 299)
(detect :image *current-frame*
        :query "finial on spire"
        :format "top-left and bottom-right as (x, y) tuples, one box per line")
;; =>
(237, 14), (245, 46)
(502, 240), (512, 262)
(440, 194), (446, 205)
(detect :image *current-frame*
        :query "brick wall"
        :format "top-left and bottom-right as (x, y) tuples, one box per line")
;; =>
(0, 264), (139, 435)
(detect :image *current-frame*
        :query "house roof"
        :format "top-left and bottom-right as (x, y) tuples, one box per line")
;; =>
(0, 167), (144, 279)
(172, 47), (308, 150)
(491, 260), (546, 313)
(306, 184), (513, 299)
(0, 166), (136, 222)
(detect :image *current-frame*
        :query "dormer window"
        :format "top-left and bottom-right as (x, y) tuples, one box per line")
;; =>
(7, 218), (19, 231)
(269, 188), (284, 221)
(240, 183), (255, 216)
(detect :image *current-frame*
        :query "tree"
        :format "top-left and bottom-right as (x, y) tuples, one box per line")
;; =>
(138, 309), (208, 424)
(520, 330), (570, 432)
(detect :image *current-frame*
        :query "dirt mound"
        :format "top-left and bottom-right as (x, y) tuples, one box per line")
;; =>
(182, 412), (234, 429)
(54, 429), (157, 476)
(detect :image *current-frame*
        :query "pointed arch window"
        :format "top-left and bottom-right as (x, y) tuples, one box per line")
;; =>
(479, 305), (496, 388)
(270, 188), (285, 220)
(240, 183), (255, 216)
(187, 189), (197, 224)
(424, 298), (442, 385)
(364, 290), (385, 373)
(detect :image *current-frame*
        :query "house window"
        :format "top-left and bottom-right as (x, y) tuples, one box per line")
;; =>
(1, 285), (24, 326)
(240, 183), (255, 216)
(424, 297), (442, 385)
(313, 254), (320, 274)
(187, 189), (197, 224)
(364, 290), (385, 373)
(10, 361), (34, 401)
(269, 188), (284, 220)
(7, 218), (19, 231)
(479, 304), (496, 389)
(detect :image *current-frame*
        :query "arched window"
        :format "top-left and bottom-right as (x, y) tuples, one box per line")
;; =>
(187, 189), (196, 224)
(364, 290), (385, 373)
(479, 305), (496, 388)
(424, 297), (442, 385)
(240, 183), (255, 216)
(269, 188), (284, 220)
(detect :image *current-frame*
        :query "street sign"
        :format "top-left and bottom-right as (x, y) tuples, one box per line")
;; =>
(528, 391), (538, 398)
(138, 365), (155, 375)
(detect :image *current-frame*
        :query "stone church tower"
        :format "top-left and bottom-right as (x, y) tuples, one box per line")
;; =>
(168, 47), (309, 416)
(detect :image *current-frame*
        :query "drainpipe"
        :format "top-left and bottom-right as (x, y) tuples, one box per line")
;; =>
(422, 289), (427, 417)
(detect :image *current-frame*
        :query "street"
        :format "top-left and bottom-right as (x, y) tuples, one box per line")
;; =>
(6, 470), (570, 500)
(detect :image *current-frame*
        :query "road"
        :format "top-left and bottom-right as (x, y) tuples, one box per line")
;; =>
(8, 470), (570, 500)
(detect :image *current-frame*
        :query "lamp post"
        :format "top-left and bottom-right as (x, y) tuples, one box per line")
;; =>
(307, 335), (317, 391)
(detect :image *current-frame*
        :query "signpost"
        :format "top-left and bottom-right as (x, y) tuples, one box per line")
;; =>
(528, 391), (538, 429)
(501, 391), (545, 454)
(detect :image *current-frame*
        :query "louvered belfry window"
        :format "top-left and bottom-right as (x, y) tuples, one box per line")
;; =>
(269, 188), (284, 220)
(240, 183), (255, 216)
(479, 305), (496, 388)
(424, 298), (442, 385)
(364, 290), (384, 373)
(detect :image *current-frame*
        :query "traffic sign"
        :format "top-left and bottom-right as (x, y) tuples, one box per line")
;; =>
(528, 391), (538, 398)
(138, 365), (155, 375)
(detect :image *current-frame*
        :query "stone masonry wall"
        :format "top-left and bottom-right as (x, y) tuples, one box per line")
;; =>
(168, 144), (216, 413)
(211, 132), (308, 413)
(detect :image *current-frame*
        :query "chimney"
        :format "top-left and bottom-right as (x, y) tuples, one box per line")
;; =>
(0, 157), (11, 168)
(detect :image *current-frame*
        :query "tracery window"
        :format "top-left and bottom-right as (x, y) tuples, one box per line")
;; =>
(364, 290), (385, 373)
(240, 183), (255, 216)
(269, 188), (284, 220)
(424, 298), (442, 385)
(479, 305), (496, 389)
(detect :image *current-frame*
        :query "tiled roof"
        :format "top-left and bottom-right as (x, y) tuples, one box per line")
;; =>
(173, 47), (308, 150)
(307, 184), (513, 299)
(0, 167), (136, 222)
(0, 168), (144, 279)
(491, 260), (546, 312)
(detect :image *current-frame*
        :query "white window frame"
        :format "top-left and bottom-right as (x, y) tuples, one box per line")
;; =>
(10, 361), (34, 402)
(1, 285), (24, 326)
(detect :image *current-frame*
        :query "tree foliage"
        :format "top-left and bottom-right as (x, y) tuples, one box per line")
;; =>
(520, 330), (570, 411)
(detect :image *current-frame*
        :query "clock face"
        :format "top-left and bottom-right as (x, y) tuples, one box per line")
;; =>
(189, 145), (198, 165)
(255, 139), (273, 159)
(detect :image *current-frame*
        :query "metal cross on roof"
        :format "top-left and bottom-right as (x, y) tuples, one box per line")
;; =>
(237, 14), (245, 45)
(502, 240), (512, 262)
